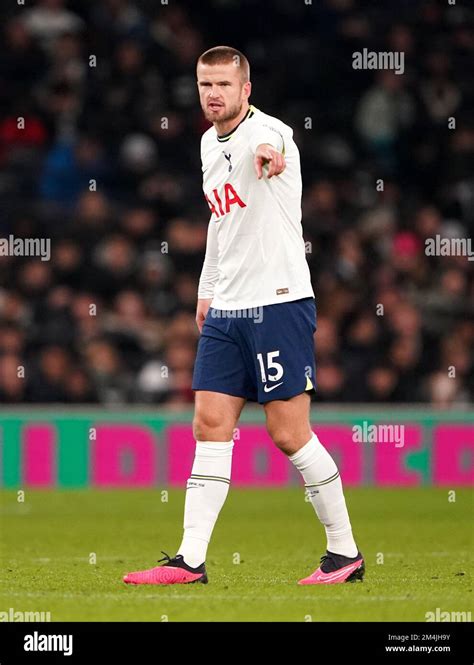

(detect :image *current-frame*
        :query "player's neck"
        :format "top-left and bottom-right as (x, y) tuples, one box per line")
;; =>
(214, 103), (250, 137)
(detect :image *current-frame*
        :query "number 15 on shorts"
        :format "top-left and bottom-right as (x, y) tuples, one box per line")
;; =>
(257, 350), (284, 386)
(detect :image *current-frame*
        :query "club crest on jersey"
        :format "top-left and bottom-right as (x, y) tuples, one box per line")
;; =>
(222, 151), (232, 172)
(205, 184), (246, 219)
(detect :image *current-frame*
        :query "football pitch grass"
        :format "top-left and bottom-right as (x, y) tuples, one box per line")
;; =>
(0, 488), (472, 622)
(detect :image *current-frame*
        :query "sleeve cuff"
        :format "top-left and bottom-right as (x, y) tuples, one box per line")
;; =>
(249, 126), (284, 154)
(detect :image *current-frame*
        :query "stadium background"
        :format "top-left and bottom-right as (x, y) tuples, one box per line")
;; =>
(0, 0), (472, 408)
(0, 0), (473, 625)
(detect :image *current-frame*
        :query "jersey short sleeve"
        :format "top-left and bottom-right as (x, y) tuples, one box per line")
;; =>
(247, 118), (286, 154)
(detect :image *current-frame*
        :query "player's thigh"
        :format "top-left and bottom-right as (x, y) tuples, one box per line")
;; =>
(248, 297), (316, 404)
(193, 390), (246, 441)
(264, 392), (312, 454)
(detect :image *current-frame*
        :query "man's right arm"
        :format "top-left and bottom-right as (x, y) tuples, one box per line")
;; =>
(196, 221), (218, 332)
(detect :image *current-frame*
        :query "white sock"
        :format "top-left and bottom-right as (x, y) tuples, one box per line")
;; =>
(177, 440), (234, 568)
(289, 433), (358, 558)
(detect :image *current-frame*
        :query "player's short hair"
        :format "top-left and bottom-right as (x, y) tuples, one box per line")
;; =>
(197, 46), (250, 83)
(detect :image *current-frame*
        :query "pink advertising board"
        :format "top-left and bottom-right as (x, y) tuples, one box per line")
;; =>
(1, 415), (472, 488)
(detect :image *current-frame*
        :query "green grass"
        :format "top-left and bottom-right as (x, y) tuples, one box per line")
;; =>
(0, 488), (472, 622)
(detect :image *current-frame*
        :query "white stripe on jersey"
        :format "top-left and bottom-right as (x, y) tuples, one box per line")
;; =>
(198, 106), (314, 310)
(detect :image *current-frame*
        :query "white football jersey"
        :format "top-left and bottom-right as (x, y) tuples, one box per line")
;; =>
(198, 105), (314, 310)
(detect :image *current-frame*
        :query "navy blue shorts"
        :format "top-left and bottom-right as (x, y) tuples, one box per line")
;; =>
(192, 297), (317, 404)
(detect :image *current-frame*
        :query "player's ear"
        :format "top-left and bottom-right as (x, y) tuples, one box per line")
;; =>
(243, 80), (251, 100)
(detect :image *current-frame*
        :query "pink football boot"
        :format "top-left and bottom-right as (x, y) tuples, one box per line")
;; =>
(123, 552), (208, 585)
(298, 550), (365, 585)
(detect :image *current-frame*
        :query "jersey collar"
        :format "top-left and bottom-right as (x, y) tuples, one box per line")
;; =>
(216, 105), (256, 142)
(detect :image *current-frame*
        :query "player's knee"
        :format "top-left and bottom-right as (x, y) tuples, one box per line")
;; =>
(193, 411), (227, 441)
(267, 424), (293, 453)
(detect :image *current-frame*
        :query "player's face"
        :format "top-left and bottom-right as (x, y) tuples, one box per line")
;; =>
(197, 62), (251, 124)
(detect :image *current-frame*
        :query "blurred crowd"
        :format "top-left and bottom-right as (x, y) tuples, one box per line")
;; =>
(0, 0), (472, 407)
